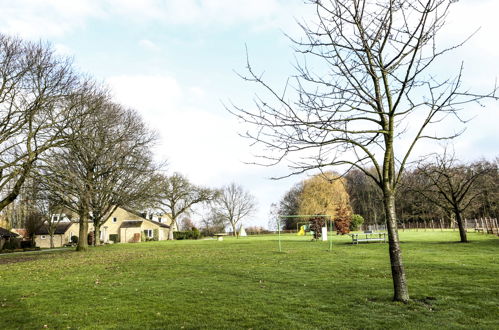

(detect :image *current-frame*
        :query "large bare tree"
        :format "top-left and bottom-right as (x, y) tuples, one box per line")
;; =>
(155, 173), (219, 240)
(39, 98), (158, 250)
(230, 0), (496, 302)
(212, 183), (257, 237)
(0, 34), (81, 213)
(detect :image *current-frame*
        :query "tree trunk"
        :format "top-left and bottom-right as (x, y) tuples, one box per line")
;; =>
(49, 234), (54, 248)
(454, 208), (468, 243)
(94, 224), (101, 246)
(77, 208), (89, 251)
(232, 223), (238, 238)
(384, 191), (410, 303)
(168, 219), (175, 240)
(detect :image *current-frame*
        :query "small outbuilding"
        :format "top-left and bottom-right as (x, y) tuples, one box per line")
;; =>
(34, 222), (79, 248)
(0, 227), (19, 250)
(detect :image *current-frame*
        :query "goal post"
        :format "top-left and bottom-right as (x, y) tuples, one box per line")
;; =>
(277, 215), (334, 252)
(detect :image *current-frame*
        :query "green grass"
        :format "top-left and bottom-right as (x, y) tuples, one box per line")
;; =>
(0, 231), (498, 329)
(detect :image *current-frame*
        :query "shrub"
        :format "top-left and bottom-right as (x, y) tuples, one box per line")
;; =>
(3, 238), (21, 250)
(153, 229), (159, 241)
(350, 214), (365, 231)
(309, 216), (326, 239)
(71, 235), (78, 244)
(109, 234), (118, 243)
(334, 204), (351, 235)
(191, 227), (201, 240)
(173, 231), (188, 240)
(173, 229), (201, 240)
(21, 240), (35, 249)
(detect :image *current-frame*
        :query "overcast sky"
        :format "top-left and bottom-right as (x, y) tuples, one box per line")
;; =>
(1, 0), (497, 228)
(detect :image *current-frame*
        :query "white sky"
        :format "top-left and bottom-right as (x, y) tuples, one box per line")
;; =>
(1, 0), (497, 228)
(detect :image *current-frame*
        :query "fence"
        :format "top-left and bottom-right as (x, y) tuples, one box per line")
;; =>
(396, 217), (499, 235)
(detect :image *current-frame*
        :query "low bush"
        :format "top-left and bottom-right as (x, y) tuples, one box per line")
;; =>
(109, 234), (118, 243)
(3, 238), (21, 250)
(21, 240), (35, 249)
(173, 229), (201, 240)
(350, 214), (365, 231)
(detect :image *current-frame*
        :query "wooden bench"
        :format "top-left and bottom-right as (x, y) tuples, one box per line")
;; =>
(474, 228), (484, 233)
(350, 232), (386, 244)
(214, 233), (227, 241)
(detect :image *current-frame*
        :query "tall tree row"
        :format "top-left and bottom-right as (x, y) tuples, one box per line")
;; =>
(343, 157), (498, 240)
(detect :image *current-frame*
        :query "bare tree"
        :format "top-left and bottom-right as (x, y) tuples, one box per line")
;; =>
(200, 212), (226, 236)
(39, 98), (158, 250)
(230, 1), (496, 302)
(0, 34), (81, 212)
(155, 173), (219, 240)
(415, 152), (495, 242)
(345, 169), (384, 226)
(24, 210), (44, 247)
(212, 183), (257, 237)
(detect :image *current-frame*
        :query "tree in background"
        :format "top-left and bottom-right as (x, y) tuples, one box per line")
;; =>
(334, 204), (352, 235)
(276, 172), (351, 230)
(414, 153), (495, 242)
(467, 159), (498, 220)
(345, 169), (384, 226)
(212, 183), (257, 237)
(200, 212), (226, 236)
(179, 217), (195, 231)
(231, 1), (497, 302)
(156, 173), (219, 240)
(308, 216), (326, 240)
(298, 172), (350, 220)
(24, 210), (44, 247)
(277, 182), (304, 230)
(350, 214), (365, 232)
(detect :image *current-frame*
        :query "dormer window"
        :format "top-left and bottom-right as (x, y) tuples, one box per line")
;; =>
(112, 217), (117, 223)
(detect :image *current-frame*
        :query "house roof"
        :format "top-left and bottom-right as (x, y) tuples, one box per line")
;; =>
(120, 220), (143, 228)
(121, 207), (170, 228)
(35, 222), (73, 235)
(149, 220), (170, 228)
(0, 227), (18, 238)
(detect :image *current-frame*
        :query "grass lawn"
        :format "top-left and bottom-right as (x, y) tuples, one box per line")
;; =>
(0, 231), (498, 329)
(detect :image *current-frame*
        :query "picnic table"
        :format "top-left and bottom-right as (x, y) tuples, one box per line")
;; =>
(349, 231), (386, 244)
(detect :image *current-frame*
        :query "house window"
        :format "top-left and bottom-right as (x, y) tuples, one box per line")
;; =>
(112, 217), (117, 223)
(144, 229), (153, 238)
(158, 217), (162, 223)
(41, 235), (46, 240)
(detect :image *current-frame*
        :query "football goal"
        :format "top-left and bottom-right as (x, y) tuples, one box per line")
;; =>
(276, 215), (334, 252)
